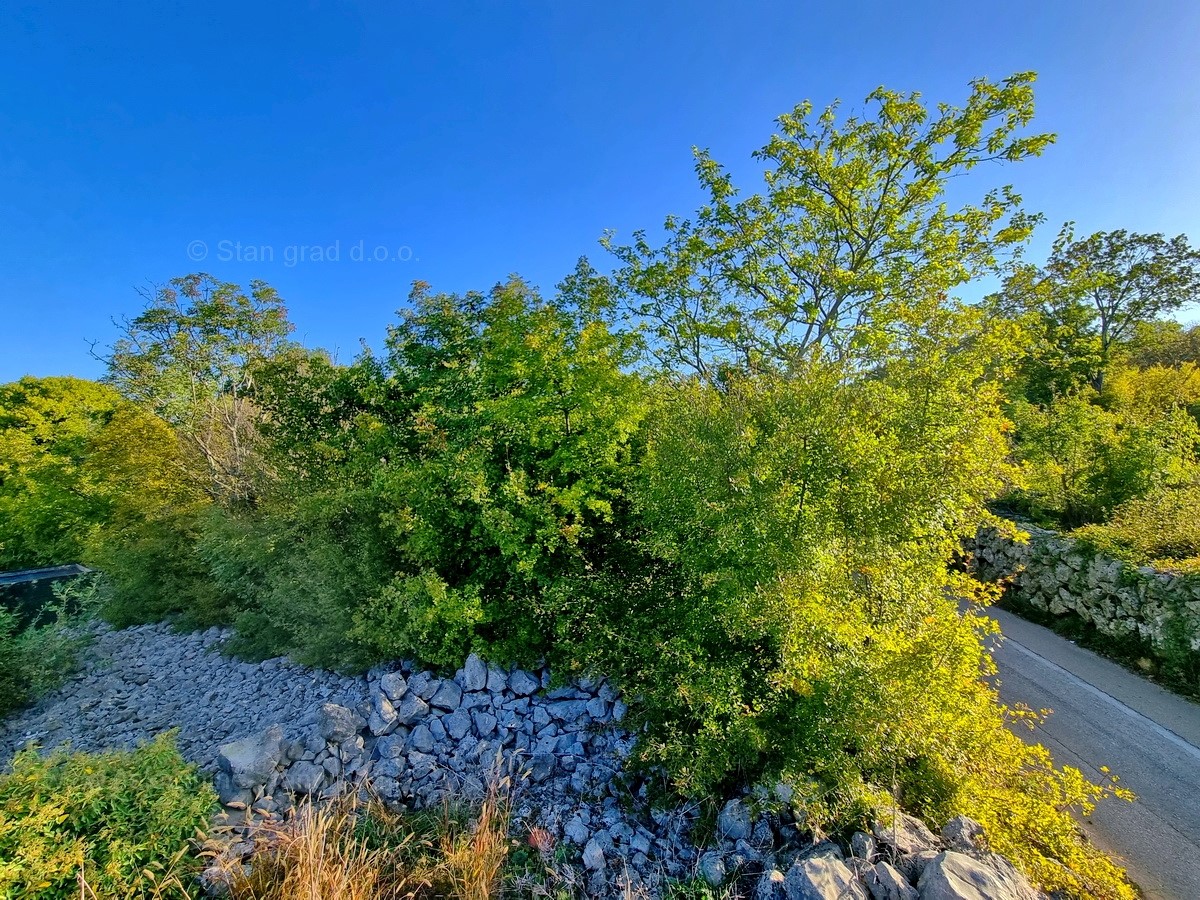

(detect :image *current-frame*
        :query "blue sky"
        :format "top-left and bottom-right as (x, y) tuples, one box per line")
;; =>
(2, 0), (1198, 381)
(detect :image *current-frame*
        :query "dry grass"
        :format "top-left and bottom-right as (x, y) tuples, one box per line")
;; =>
(222, 797), (418, 900)
(435, 779), (511, 900)
(205, 774), (515, 900)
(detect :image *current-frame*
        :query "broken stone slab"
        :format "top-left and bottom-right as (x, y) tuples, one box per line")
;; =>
(457, 653), (487, 692)
(218, 724), (284, 789)
(864, 860), (917, 900)
(429, 679), (463, 711)
(379, 671), (408, 702)
(508, 668), (540, 696)
(872, 811), (942, 856)
(282, 760), (327, 796)
(917, 851), (1040, 900)
(699, 850), (727, 886)
(940, 815), (986, 852)
(784, 854), (869, 900)
(394, 691), (429, 725)
(317, 703), (365, 743)
(718, 797), (752, 841)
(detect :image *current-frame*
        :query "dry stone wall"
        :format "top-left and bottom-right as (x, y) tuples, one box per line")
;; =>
(967, 523), (1200, 657)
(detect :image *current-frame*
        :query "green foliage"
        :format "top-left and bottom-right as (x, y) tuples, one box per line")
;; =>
(0, 375), (220, 628)
(1007, 388), (1200, 528)
(604, 73), (1052, 378)
(552, 353), (1013, 793)
(0, 732), (214, 900)
(664, 877), (736, 900)
(953, 738), (1135, 899)
(0, 576), (100, 716)
(1072, 484), (1200, 570)
(996, 224), (1200, 396)
(95, 504), (232, 630)
(212, 269), (649, 669)
(81, 406), (231, 628)
(382, 272), (645, 589)
(1050, 227), (1200, 386)
(988, 259), (1103, 404)
(1104, 361), (1200, 425)
(103, 272), (298, 506)
(1128, 320), (1200, 369)
(352, 572), (483, 670)
(0, 608), (32, 716)
(0, 377), (126, 569)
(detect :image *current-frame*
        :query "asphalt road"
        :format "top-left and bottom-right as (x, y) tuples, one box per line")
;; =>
(989, 608), (1200, 900)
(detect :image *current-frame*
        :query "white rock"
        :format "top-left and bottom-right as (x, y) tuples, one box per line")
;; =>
(917, 851), (1039, 900)
(718, 798), (752, 841)
(784, 854), (868, 900)
(865, 861), (917, 900)
(380, 671), (408, 701)
(459, 654), (487, 692)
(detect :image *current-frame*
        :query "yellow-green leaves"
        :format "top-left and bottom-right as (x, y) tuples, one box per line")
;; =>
(605, 73), (1053, 380)
(0, 733), (214, 900)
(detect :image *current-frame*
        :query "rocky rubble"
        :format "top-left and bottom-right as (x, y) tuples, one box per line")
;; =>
(213, 653), (1045, 899)
(0, 621), (367, 770)
(2, 622), (1046, 898)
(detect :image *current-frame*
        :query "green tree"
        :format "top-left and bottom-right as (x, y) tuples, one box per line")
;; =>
(1009, 225), (1200, 391)
(210, 268), (650, 668)
(0, 375), (220, 627)
(0, 377), (129, 569)
(988, 254), (1103, 403)
(1007, 389), (1199, 527)
(1127, 320), (1200, 369)
(603, 73), (1053, 379)
(589, 75), (1134, 898)
(101, 273), (297, 505)
(353, 271), (649, 663)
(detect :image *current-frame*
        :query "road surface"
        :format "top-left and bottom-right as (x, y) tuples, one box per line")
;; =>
(989, 607), (1200, 900)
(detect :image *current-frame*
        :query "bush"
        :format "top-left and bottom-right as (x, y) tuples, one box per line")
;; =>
(0, 578), (98, 716)
(210, 274), (648, 669)
(0, 377), (127, 570)
(529, 364), (1135, 899)
(93, 504), (234, 630)
(1007, 389), (1200, 528)
(0, 732), (215, 900)
(1072, 484), (1200, 570)
(351, 572), (484, 670)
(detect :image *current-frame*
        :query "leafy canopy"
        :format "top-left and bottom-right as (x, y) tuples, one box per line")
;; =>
(996, 225), (1200, 395)
(101, 273), (298, 505)
(604, 72), (1053, 379)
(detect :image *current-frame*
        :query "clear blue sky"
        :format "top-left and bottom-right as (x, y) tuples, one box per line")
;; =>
(2, 1), (1199, 381)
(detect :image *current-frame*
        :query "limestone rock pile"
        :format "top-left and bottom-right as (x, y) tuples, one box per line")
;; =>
(0, 621), (366, 769)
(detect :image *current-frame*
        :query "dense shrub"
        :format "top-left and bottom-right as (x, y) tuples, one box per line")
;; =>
(0, 377), (127, 569)
(532, 362), (1134, 898)
(81, 407), (232, 629)
(210, 273), (648, 669)
(1104, 361), (1200, 426)
(1072, 484), (1200, 571)
(1006, 389), (1199, 527)
(0, 732), (214, 900)
(0, 376), (223, 629)
(0, 579), (97, 716)
(1127, 320), (1200, 369)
